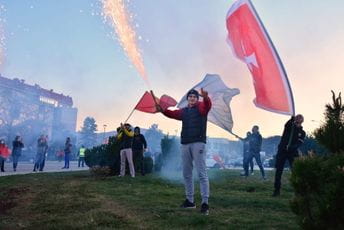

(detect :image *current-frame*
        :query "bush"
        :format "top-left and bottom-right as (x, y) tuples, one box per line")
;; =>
(143, 156), (153, 174)
(313, 91), (344, 154)
(85, 136), (120, 175)
(290, 154), (344, 229)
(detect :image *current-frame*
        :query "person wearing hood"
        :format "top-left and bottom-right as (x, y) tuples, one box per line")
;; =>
(132, 126), (147, 176)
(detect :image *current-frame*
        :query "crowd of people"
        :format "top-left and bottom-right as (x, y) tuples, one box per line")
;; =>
(0, 135), (88, 173)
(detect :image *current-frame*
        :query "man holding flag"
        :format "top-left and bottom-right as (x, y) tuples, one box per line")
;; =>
(156, 88), (211, 215)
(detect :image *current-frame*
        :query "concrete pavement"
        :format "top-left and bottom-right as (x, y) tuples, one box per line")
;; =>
(0, 160), (89, 176)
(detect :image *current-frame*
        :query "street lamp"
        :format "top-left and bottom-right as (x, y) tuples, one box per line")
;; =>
(103, 124), (107, 141)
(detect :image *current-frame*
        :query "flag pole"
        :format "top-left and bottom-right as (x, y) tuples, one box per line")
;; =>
(150, 90), (159, 106)
(124, 107), (136, 123)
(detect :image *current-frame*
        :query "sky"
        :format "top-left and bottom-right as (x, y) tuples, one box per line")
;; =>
(0, 0), (343, 139)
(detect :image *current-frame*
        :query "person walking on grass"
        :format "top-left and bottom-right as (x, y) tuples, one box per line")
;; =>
(235, 132), (254, 176)
(132, 126), (147, 176)
(12, 136), (24, 172)
(246, 126), (266, 179)
(77, 145), (86, 168)
(117, 123), (135, 178)
(62, 137), (72, 169)
(156, 88), (212, 215)
(0, 139), (11, 172)
(273, 115), (305, 197)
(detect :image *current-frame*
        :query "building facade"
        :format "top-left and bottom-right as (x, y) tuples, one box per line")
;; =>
(0, 75), (77, 144)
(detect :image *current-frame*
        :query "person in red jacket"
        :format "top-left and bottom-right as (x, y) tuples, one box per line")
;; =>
(157, 88), (212, 215)
(0, 139), (11, 172)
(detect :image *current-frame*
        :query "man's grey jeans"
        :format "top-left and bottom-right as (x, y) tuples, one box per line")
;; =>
(181, 142), (209, 204)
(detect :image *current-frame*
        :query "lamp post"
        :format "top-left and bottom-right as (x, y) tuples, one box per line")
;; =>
(103, 124), (107, 141)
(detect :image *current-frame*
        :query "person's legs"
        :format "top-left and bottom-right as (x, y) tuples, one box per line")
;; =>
(137, 150), (144, 175)
(250, 159), (254, 173)
(39, 157), (45, 171)
(78, 157), (81, 167)
(0, 158), (4, 172)
(13, 155), (19, 171)
(273, 150), (287, 195)
(63, 153), (68, 168)
(192, 143), (209, 205)
(253, 152), (265, 178)
(81, 157), (85, 167)
(120, 149), (126, 176)
(244, 154), (253, 176)
(181, 144), (194, 203)
(125, 148), (135, 177)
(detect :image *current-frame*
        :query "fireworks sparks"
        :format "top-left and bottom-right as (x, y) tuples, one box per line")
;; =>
(101, 0), (148, 84)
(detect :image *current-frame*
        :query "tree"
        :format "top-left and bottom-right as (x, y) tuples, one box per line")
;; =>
(80, 117), (98, 148)
(313, 91), (344, 154)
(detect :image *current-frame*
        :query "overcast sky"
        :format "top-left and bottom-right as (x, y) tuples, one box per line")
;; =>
(0, 0), (343, 139)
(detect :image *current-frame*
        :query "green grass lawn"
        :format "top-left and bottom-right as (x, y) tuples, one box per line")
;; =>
(0, 169), (298, 229)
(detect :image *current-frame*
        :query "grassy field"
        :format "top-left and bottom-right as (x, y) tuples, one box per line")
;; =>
(0, 169), (298, 229)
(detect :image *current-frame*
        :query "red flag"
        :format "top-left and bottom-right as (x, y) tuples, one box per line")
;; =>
(135, 91), (159, 113)
(134, 91), (177, 114)
(160, 95), (177, 111)
(226, 0), (295, 115)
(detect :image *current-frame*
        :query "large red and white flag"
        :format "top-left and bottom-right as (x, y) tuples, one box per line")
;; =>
(226, 0), (295, 115)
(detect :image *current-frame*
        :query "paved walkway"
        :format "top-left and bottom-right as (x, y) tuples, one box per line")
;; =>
(0, 161), (89, 177)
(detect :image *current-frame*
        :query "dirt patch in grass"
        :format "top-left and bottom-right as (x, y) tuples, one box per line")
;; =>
(0, 187), (30, 215)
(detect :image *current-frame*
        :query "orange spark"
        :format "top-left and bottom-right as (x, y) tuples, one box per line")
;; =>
(101, 0), (148, 84)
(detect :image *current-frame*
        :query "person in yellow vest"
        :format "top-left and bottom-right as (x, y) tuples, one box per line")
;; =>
(78, 145), (86, 168)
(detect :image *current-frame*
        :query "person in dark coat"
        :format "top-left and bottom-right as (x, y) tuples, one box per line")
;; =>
(157, 88), (212, 215)
(132, 126), (147, 176)
(33, 135), (48, 172)
(236, 132), (254, 176)
(244, 126), (265, 179)
(62, 137), (72, 169)
(12, 136), (24, 171)
(273, 115), (305, 196)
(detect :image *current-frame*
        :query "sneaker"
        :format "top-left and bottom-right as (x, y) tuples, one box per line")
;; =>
(200, 203), (209, 215)
(272, 189), (280, 197)
(180, 199), (196, 209)
(250, 171), (254, 175)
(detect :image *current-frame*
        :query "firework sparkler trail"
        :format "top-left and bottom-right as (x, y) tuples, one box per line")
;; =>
(101, 0), (149, 85)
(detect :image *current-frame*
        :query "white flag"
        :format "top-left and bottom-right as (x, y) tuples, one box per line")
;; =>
(178, 74), (240, 133)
